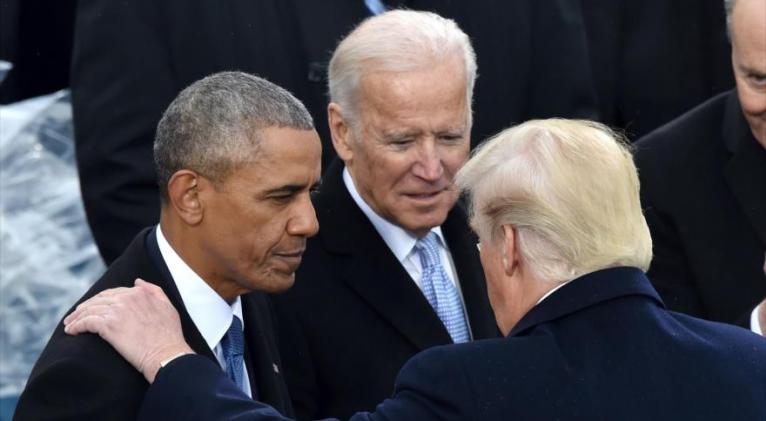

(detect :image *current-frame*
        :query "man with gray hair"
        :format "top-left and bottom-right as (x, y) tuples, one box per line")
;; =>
(14, 71), (321, 420)
(634, 0), (766, 334)
(271, 9), (498, 419)
(64, 119), (766, 420)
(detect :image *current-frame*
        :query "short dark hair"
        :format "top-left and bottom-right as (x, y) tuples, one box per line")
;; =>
(154, 71), (314, 200)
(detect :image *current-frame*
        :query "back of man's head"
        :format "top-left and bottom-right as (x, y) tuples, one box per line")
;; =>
(154, 71), (314, 202)
(328, 9), (477, 125)
(457, 119), (653, 283)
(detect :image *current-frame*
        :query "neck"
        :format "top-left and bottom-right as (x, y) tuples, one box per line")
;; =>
(498, 272), (562, 336)
(159, 214), (242, 303)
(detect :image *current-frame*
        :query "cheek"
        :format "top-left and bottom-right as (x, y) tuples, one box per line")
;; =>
(442, 148), (470, 177)
(737, 82), (766, 116)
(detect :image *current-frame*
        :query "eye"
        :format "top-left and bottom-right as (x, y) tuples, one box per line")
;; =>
(270, 194), (295, 204)
(439, 134), (465, 145)
(388, 138), (415, 150)
(750, 74), (766, 87)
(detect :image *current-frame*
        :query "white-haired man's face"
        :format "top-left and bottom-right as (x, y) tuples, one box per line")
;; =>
(731, 0), (766, 148)
(332, 55), (471, 237)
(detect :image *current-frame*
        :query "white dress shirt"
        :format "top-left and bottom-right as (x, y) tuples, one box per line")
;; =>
(343, 167), (472, 337)
(751, 306), (763, 335)
(156, 226), (252, 397)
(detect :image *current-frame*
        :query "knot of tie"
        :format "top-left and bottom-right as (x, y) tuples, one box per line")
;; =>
(415, 232), (442, 271)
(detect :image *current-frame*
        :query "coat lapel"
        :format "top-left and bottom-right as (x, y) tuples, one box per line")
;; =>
(241, 294), (292, 415)
(317, 162), (453, 350)
(722, 94), (766, 248)
(142, 227), (217, 362)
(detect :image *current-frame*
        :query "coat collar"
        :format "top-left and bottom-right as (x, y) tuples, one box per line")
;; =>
(509, 267), (664, 337)
(313, 160), (497, 349)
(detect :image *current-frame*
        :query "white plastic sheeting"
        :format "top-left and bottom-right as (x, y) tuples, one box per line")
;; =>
(0, 90), (105, 399)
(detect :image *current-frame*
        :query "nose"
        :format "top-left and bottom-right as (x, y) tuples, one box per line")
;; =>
(288, 194), (319, 238)
(411, 139), (444, 182)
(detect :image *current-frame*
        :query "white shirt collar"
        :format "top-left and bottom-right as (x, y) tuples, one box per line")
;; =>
(155, 225), (244, 352)
(535, 280), (572, 306)
(342, 167), (447, 262)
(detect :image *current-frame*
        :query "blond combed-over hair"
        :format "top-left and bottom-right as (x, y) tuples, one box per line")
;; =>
(456, 119), (652, 283)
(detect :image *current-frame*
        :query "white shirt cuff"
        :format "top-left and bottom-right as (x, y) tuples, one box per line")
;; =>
(750, 305), (763, 335)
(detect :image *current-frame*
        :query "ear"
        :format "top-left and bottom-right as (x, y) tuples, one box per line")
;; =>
(327, 102), (354, 162)
(501, 224), (519, 277)
(167, 170), (205, 226)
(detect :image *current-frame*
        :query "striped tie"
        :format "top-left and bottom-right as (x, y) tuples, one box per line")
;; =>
(415, 232), (470, 343)
(220, 316), (245, 391)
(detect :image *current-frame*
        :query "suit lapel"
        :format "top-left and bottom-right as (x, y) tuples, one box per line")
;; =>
(722, 94), (766, 247)
(241, 294), (292, 414)
(143, 227), (217, 362)
(317, 162), (453, 350)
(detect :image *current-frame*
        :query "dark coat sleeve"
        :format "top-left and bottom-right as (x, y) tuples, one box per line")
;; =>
(138, 350), (471, 421)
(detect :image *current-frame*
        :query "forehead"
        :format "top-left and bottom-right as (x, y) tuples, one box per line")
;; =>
(732, 0), (766, 54)
(228, 127), (321, 188)
(357, 56), (469, 130)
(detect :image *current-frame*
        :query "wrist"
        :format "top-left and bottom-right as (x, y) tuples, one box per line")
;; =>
(144, 344), (194, 383)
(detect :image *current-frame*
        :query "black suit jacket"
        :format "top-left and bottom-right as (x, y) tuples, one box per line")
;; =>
(14, 227), (292, 420)
(71, 0), (371, 263)
(139, 267), (766, 421)
(272, 161), (498, 420)
(635, 90), (766, 327)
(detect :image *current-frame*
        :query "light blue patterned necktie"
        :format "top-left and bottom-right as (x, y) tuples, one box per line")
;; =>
(364, 0), (386, 15)
(220, 316), (246, 392)
(415, 232), (470, 343)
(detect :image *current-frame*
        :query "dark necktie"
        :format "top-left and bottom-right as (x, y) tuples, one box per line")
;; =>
(220, 316), (246, 392)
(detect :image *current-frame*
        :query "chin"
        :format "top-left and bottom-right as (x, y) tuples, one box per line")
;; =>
(244, 272), (296, 294)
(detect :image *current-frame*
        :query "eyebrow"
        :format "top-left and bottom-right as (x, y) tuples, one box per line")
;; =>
(264, 181), (321, 196)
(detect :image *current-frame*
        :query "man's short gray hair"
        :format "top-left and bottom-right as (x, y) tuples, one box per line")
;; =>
(154, 71), (314, 201)
(328, 9), (477, 125)
(456, 119), (652, 283)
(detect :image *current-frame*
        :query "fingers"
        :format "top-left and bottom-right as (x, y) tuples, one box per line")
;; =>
(135, 278), (172, 304)
(64, 313), (109, 336)
(64, 303), (113, 333)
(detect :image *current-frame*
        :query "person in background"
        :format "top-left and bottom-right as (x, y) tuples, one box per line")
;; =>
(634, 0), (766, 333)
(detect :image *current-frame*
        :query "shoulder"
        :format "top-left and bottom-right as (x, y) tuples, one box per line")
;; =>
(385, 336), (566, 419)
(16, 323), (147, 419)
(635, 91), (736, 163)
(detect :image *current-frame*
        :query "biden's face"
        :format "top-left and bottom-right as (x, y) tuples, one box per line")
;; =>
(336, 55), (471, 237)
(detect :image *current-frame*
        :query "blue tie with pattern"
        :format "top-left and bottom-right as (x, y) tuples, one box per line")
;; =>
(220, 316), (245, 392)
(364, 0), (386, 15)
(415, 232), (470, 343)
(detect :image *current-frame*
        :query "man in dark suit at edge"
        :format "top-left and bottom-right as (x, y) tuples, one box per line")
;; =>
(271, 10), (498, 419)
(14, 72), (321, 420)
(634, 0), (766, 333)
